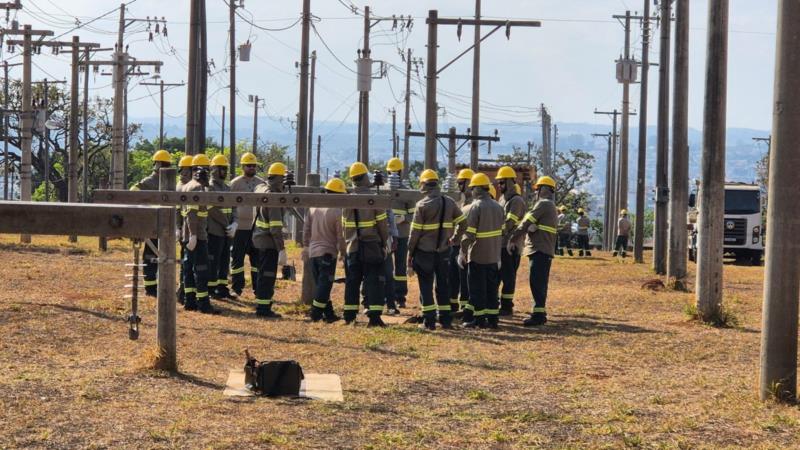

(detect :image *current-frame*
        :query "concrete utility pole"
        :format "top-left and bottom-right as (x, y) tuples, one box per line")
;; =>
(470, 0), (481, 171)
(220, 106), (225, 152)
(761, 0), (800, 402)
(541, 105), (551, 175)
(250, 95), (262, 152)
(447, 126), (457, 174)
(402, 49), (421, 179)
(307, 50), (316, 174)
(358, 5), (372, 165)
(68, 37), (101, 214)
(2, 61), (7, 201)
(595, 109), (623, 247)
(186, 0), (199, 155)
(654, 0), (673, 275)
(667, 0), (690, 287)
(296, 0), (311, 183)
(634, 0), (654, 264)
(316, 134), (321, 174)
(614, 11), (634, 211)
(424, 10), (541, 170)
(140, 80), (185, 150)
(695, 0), (729, 321)
(594, 132), (616, 251)
(228, 0), (239, 178)
(391, 108), (397, 157)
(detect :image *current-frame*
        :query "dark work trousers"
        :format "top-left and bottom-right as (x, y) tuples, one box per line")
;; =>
(344, 251), (385, 321)
(413, 250), (451, 326)
(558, 233), (572, 255)
(183, 239), (210, 303)
(231, 228), (259, 295)
(207, 234), (230, 297)
(529, 252), (553, 314)
(393, 237), (409, 303)
(143, 238), (159, 296)
(255, 248), (279, 312)
(467, 262), (500, 321)
(384, 255), (397, 309)
(614, 235), (629, 254)
(577, 235), (590, 254)
(448, 245), (470, 311)
(178, 241), (186, 301)
(311, 254), (336, 314)
(499, 248), (522, 312)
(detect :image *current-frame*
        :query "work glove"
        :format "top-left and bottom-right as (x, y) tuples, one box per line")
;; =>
(278, 249), (287, 266)
(506, 242), (518, 254)
(226, 222), (238, 238)
(528, 223), (539, 233)
(187, 235), (197, 251)
(457, 253), (467, 269)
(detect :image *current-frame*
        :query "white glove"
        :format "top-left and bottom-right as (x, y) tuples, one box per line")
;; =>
(497, 260), (502, 271)
(506, 242), (518, 254)
(457, 253), (467, 269)
(278, 249), (287, 266)
(395, 215), (406, 225)
(528, 223), (539, 233)
(175, 229), (181, 242)
(187, 235), (197, 251)
(226, 222), (238, 238)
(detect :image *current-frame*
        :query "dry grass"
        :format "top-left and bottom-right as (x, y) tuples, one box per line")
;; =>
(1, 234), (798, 449)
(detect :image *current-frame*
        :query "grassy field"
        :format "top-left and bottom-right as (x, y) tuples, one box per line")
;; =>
(1, 234), (799, 449)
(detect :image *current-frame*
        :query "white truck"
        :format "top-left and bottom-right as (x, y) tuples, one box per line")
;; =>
(688, 182), (764, 266)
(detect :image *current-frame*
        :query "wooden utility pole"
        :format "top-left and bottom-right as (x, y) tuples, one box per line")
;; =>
(470, 0), (481, 171)
(186, 0), (199, 155)
(140, 80), (185, 150)
(228, 0), (239, 178)
(634, 0), (654, 264)
(296, 0), (311, 183)
(307, 50), (316, 174)
(157, 167), (177, 371)
(761, 0), (800, 402)
(667, 0), (690, 287)
(695, 0), (729, 321)
(424, 11), (541, 170)
(654, 0), (673, 275)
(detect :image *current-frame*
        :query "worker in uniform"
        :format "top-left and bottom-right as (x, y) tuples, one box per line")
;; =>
(449, 168), (474, 315)
(303, 178), (347, 323)
(343, 162), (390, 327)
(230, 152), (263, 297)
(387, 157), (413, 308)
(180, 154), (218, 314)
(556, 206), (573, 256)
(459, 173), (504, 329)
(407, 169), (466, 330)
(614, 209), (632, 258)
(130, 149), (172, 297)
(207, 155), (237, 299)
(511, 176), (558, 326)
(576, 208), (592, 257)
(176, 155), (194, 304)
(495, 166), (526, 316)
(489, 184), (498, 201)
(252, 162), (288, 318)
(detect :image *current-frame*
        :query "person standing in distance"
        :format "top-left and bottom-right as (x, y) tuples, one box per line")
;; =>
(230, 152), (264, 297)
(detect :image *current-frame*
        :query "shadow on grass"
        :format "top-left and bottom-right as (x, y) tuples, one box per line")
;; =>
(13, 302), (124, 322)
(171, 371), (225, 390)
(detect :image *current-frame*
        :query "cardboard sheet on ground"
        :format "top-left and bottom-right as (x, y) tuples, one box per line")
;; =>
(223, 369), (343, 402)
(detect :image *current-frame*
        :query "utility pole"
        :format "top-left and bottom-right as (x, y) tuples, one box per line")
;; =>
(594, 132), (616, 251)
(402, 49), (421, 179)
(761, 0), (800, 403)
(68, 37), (100, 213)
(140, 80), (185, 150)
(296, 0), (311, 184)
(391, 108), (397, 157)
(596, 109), (626, 246)
(358, 6), (371, 165)
(553, 123), (559, 169)
(541, 105), (551, 175)
(470, 0), (481, 171)
(220, 105), (225, 152)
(186, 0), (199, 155)
(447, 126), (457, 174)
(316, 134), (321, 174)
(612, 10), (636, 211)
(42, 79), (50, 201)
(695, 0), (729, 322)
(228, 0), (239, 178)
(654, 0), (673, 275)
(250, 95), (261, 152)
(667, 0), (690, 288)
(634, 0), (655, 264)
(424, 10), (541, 170)
(0, 0), (22, 202)
(307, 50), (316, 174)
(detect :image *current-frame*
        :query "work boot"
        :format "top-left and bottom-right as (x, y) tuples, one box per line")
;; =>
(523, 312), (547, 327)
(486, 316), (499, 329)
(184, 294), (198, 311)
(462, 316), (486, 329)
(567, 249), (574, 256)
(198, 298), (221, 315)
(232, 288), (242, 298)
(177, 287), (185, 305)
(579, 250), (584, 257)
(438, 314), (453, 330)
(367, 315), (386, 328)
(310, 307), (324, 322)
(145, 287), (157, 298)
(322, 303), (340, 323)
(622, 251), (627, 258)
(397, 298), (406, 309)
(256, 306), (282, 319)
(613, 251), (618, 257)
(586, 250), (593, 257)
(387, 307), (400, 316)
(500, 299), (514, 316)
(419, 317), (436, 331)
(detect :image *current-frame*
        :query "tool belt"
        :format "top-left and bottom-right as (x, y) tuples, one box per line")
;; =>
(244, 350), (304, 397)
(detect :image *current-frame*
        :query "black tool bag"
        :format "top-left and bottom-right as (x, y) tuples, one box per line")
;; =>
(412, 196), (447, 274)
(244, 350), (304, 397)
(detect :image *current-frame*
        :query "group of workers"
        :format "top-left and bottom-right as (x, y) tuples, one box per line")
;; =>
(132, 149), (567, 329)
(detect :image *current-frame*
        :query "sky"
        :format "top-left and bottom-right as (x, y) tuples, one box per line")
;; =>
(9, 0), (779, 140)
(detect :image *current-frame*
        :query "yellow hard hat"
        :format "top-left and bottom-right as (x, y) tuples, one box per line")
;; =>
(468, 172), (491, 188)
(349, 162), (368, 178)
(152, 149), (171, 164)
(324, 177), (347, 193)
(558, 205), (567, 212)
(178, 155), (194, 168)
(496, 166), (516, 180)
(489, 184), (497, 199)
(620, 209), (628, 215)
(578, 208), (585, 214)
(386, 157), (403, 172)
(515, 184), (521, 195)
(268, 162), (287, 177)
(192, 154), (211, 167)
(211, 154), (229, 167)
(419, 169), (439, 184)
(240, 152), (258, 165)
(457, 168), (475, 181)
(535, 175), (556, 189)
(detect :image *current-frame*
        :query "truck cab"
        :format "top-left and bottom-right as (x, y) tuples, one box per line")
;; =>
(688, 182), (764, 266)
